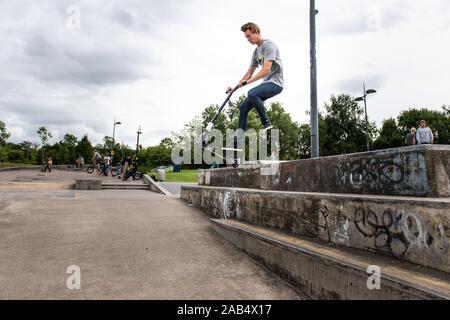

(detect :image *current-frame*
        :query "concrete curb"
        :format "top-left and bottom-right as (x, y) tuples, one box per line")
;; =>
(142, 174), (173, 196)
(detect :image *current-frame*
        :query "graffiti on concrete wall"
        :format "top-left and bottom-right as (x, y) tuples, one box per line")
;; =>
(222, 189), (233, 220)
(318, 205), (449, 260)
(317, 205), (350, 245)
(342, 157), (405, 189)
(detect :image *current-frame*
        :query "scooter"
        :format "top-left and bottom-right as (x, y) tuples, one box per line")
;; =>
(196, 81), (247, 168)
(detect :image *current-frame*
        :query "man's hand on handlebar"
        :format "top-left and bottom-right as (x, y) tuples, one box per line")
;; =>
(226, 80), (248, 94)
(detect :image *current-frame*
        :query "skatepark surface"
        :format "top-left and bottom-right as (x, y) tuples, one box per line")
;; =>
(0, 169), (302, 299)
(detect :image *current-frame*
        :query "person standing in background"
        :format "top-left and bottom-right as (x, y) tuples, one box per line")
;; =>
(416, 120), (434, 145)
(404, 128), (416, 146)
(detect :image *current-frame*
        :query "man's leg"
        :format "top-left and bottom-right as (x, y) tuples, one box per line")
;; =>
(247, 82), (283, 125)
(236, 98), (254, 150)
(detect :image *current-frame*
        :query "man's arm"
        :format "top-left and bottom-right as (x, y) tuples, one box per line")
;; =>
(241, 66), (257, 83)
(240, 61), (272, 87)
(416, 130), (422, 145)
(227, 66), (257, 93)
(429, 128), (434, 144)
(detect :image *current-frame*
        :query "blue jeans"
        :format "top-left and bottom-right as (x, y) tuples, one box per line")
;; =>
(237, 82), (282, 147)
(238, 82), (283, 131)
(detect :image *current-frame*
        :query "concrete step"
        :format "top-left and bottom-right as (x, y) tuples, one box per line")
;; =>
(198, 145), (450, 198)
(181, 185), (450, 273)
(211, 218), (450, 300)
(101, 183), (149, 190)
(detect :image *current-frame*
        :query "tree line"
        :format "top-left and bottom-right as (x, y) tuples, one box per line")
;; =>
(0, 125), (172, 171)
(1, 95), (448, 168)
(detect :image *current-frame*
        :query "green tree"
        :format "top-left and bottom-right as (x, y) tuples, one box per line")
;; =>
(36, 126), (52, 164)
(7, 149), (25, 163)
(140, 145), (172, 169)
(50, 141), (70, 165)
(202, 104), (228, 135)
(297, 112), (327, 158)
(159, 137), (175, 149)
(75, 135), (94, 164)
(0, 121), (11, 145)
(266, 102), (301, 160)
(321, 94), (377, 156)
(63, 133), (78, 161)
(397, 107), (450, 144)
(372, 118), (404, 150)
(18, 141), (37, 164)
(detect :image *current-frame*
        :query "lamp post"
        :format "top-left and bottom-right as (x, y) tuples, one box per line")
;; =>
(310, 0), (319, 158)
(112, 118), (122, 161)
(355, 83), (376, 151)
(136, 125), (142, 159)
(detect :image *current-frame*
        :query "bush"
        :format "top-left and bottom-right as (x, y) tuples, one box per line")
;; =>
(7, 150), (26, 163)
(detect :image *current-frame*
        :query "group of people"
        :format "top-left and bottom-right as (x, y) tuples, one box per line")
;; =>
(404, 120), (434, 146)
(91, 150), (138, 180)
(118, 155), (139, 180)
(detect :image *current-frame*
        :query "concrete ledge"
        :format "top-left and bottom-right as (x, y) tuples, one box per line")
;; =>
(142, 174), (172, 195)
(181, 185), (450, 273)
(211, 219), (450, 300)
(75, 179), (102, 190)
(0, 182), (74, 190)
(199, 145), (450, 197)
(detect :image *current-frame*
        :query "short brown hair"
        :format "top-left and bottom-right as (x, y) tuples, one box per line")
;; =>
(241, 22), (260, 34)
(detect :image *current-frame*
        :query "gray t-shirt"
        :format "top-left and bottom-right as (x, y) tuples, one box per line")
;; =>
(250, 39), (284, 88)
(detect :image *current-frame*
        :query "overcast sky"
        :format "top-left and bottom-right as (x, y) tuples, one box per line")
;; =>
(1, 0), (449, 147)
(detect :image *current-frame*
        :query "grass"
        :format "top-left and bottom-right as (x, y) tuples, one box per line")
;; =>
(0, 162), (38, 168)
(147, 169), (198, 183)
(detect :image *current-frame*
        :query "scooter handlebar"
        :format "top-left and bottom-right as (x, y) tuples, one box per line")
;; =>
(227, 81), (247, 94)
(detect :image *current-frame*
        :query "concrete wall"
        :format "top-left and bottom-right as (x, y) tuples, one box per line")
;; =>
(198, 145), (450, 197)
(181, 186), (450, 273)
(75, 179), (102, 190)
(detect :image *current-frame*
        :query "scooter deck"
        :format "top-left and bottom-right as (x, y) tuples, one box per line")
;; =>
(202, 144), (239, 167)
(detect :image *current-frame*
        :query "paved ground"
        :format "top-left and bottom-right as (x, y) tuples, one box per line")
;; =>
(0, 168), (145, 185)
(159, 182), (198, 196)
(0, 186), (302, 299)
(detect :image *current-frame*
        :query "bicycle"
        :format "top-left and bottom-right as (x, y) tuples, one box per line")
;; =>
(87, 163), (96, 174)
(122, 168), (143, 181)
(87, 161), (102, 174)
(110, 164), (121, 177)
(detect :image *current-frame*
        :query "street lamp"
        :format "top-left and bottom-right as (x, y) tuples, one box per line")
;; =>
(310, 0), (319, 158)
(136, 125), (142, 159)
(355, 83), (377, 151)
(112, 118), (122, 160)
